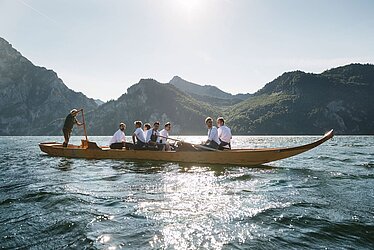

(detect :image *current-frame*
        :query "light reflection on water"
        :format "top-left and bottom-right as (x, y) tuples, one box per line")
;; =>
(141, 168), (291, 249)
(0, 136), (373, 249)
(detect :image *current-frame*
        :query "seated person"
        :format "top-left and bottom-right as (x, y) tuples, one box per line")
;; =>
(109, 122), (127, 149)
(132, 121), (146, 149)
(202, 117), (220, 149)
(143, 123), (151, 139)
(159, 122), (172, 151)
(217, 117), (232, 150)
(145, 121), (161, 150)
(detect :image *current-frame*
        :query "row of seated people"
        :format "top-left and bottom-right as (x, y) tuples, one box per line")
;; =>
(109, 121), (171, 150)
(109, 117), (232, 151)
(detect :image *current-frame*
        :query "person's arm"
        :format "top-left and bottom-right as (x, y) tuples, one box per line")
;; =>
(145, 130), (151, 143)
(148, 130), (156, 145)
(217, 127), (222, 139)
(205, 129), (212, 144)
(75, 117), (83, 126)
(132, 133), (136, 144)
(210, 128), (219, 143)
(115, 131), (124, 142)
(156, 131), (161, 143)
(158, 131), (165, 143)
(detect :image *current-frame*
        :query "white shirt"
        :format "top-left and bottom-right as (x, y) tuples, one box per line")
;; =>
(159, 129), (169, 144)
(134, 127), (146, 143)
(145, 129), (160, 143)
(207, 126), (220, 144)
(218, 125), (232, 143)
(109, 129), (126, 145)
(143, 130), (148, 139)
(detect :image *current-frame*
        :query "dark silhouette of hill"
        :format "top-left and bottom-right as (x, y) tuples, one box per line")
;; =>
(85, 79), (218, 135)
(1, 37), (373, 135)
(0, 37), (98, 135)
(227, 64), (374, 134)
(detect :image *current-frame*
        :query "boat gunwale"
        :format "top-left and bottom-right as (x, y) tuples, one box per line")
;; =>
(39, 129), (334, 154)
(38, 129), (334, 166)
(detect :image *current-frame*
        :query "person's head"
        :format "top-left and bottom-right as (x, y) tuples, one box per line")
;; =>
(119, 122), (126, 131)
(134, 121), (142, 128)
(164, 122), (171, 131)
(217, 117), (225, 127)
(70, 109), (79, 116)
(205, 117), (213, 128)
(153, 121), (160, 130)
(144, 123), (151, 131)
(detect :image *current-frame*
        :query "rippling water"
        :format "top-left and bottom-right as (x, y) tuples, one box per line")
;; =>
(1, 136), (373, 249)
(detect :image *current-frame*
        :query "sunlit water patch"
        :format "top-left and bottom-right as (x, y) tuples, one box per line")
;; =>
(0, 136), (373, 249)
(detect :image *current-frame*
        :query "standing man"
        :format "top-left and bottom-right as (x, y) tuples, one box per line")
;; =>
(62, 109), (83, 147)
(109, 122), (127, 149)
(203, 117), (220, 149)
(217, 117), (232, 150)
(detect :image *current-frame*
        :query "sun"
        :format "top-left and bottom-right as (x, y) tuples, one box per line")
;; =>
(168, 0), (208, 22)
(176, 0), (201, 11)
(172, 0), (204, 16)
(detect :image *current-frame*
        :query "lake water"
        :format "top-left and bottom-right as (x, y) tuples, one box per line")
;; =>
(0, 135), (373, 249)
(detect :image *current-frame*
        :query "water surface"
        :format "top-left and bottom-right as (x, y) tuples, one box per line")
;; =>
(0, 136), (373, 249)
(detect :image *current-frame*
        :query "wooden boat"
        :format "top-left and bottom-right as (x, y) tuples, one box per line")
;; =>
(39, 129), (334, 166)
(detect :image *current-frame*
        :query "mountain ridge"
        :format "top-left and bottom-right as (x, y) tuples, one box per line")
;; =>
(0, 37), (98, 135)
(1, 37), (373, 135)
(85, 78), (218, 135)
(169, 76), (252, 106)
(228, 63), (374, 134)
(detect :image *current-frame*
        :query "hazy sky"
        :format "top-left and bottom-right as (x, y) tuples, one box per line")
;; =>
(1, 0), (373, 101)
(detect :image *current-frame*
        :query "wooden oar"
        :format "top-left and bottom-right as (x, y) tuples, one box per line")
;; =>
(158, 135), (182, 142)
(78, 108), (88, 141)
(193, 144), (219, 151)
(158, 135), (218, 151)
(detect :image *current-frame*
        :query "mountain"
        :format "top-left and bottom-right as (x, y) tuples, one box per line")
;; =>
(0, 37), (98, 135)
(89, 64), (374, 136)
(227, 64), (374, 134)
(169, 76), (251, 106)
(94, 99), (105, 106)
(86, 79), (218, 135)
(1, 37), (373, 136)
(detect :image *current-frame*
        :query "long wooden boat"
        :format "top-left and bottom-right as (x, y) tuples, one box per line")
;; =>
(39, 129), (334, 166)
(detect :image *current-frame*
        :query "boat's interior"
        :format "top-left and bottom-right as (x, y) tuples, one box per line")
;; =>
(39, 130), (334, 153)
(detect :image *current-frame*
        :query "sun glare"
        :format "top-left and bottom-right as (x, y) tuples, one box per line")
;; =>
(177, 0), (201, 11)
(172, 0), (205, 17)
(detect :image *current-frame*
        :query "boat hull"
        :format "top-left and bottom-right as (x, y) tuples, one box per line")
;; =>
(39, 130), (334, 166)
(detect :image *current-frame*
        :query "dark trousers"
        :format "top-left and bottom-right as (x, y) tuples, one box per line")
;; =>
(110, 142), (135, 150)
(62, 128), (71, 147)
(133, 141), (146, 150)
(157, 144), (165, 151)
(146, 143), (164, 151)
(218, 140), (231, 150)
(204, 140), (219, 150)
(110, 142), (124, 149)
